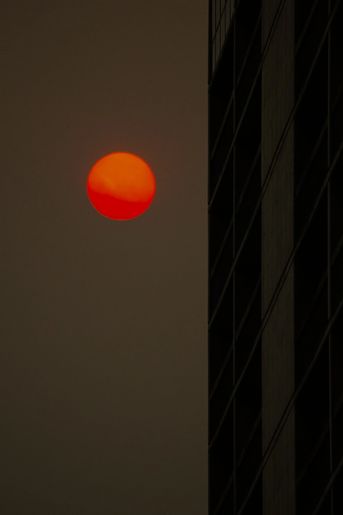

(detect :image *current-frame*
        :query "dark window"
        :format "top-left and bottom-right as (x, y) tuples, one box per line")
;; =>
(209, 405), (234, 513)
(296, 344), (330, 514)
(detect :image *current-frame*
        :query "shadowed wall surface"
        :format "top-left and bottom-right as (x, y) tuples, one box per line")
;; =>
(208, 0), (343, 514)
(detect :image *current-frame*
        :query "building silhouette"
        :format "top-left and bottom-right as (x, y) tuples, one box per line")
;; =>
(208, 1), (343, 514)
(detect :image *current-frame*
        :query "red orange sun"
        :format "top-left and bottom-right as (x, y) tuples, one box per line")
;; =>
(86, 152), (156, 220)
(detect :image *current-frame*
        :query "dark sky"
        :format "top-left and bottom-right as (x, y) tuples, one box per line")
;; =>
(1, 2), (207, 514)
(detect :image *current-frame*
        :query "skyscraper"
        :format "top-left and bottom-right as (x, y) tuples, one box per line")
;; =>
(208, 1), (343, 514)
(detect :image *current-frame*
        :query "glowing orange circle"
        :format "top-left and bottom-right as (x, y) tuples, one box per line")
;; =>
(86, 152), (156, 220)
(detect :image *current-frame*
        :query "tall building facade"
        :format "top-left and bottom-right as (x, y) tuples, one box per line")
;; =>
(208, 1), (343, 514)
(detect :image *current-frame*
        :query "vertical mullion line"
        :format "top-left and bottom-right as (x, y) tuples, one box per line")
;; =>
(209, 0), (213, 84)
(232, 8), (237, 514)
(215, 0), (217, 68)
(218, 0), (221, 60)
(214, 0), (217, 71)
(223, 1), (226, 46)
(327, 2), (334, 514)
(208, 3), (212, 515)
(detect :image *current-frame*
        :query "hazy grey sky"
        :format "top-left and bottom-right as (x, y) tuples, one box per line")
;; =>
(1, 2), (207, 514)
